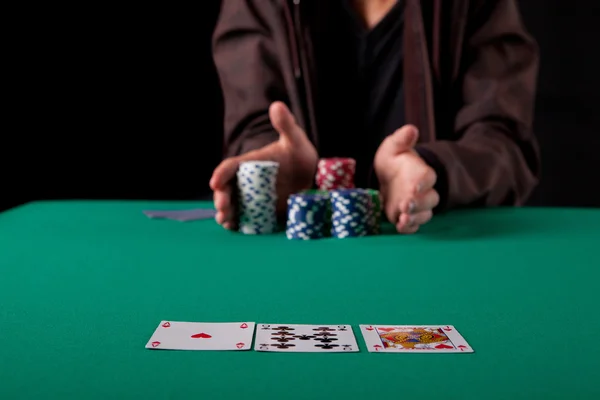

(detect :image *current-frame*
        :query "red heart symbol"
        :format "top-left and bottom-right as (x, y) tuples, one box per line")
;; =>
(366, 326), (374, 331)
(443, 326), (452, 331)
(240, 323), (248, 329)
(162, 322), (171, 328)
(191, 333), (212, 339)
(435, 344), (454, 349)
(373, 345), (382, 351)
(236, 342), (244, 349)
(379, 328), (395, 332)
(151, 341), (160, 347)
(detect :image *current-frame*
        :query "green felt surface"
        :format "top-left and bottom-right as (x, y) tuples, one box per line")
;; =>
(1, 200), (599, 399)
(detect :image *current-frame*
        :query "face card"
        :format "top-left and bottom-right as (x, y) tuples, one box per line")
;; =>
(254, 324), (358, 352)
(143, 209), (217, 222)
(145, 321), (255, 350)
(359, 325), (473, 353)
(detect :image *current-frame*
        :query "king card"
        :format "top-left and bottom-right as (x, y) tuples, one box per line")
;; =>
(254, 323), (359, 352)
(145, 321), (255, 351)
(359, 325), (474, 353)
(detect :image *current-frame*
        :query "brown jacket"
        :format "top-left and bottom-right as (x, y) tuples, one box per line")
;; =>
(212, 0), (541, 211)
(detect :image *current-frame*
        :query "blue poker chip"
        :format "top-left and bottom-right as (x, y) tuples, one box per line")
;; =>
(330, 189), (371, 238)
(285, 192), (330, 240)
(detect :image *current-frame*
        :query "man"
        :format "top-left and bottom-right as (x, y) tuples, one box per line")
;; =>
(209, 0), (540, 234)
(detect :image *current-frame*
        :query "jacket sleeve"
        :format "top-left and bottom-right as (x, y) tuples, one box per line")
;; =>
(416, 0), (541, 210)
(212, 0), (289, 158)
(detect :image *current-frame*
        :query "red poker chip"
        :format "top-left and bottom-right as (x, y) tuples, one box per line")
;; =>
(316, 158), (356, 190)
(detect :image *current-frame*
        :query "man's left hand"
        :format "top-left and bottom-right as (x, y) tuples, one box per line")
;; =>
(374, 125), (439, 234)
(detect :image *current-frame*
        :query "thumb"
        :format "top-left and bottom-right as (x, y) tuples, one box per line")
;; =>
(383, 125), (419, 156)
(209, 145), (279, 190)
(269, 101), (305, 146)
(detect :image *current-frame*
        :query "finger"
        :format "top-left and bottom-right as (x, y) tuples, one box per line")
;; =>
(217, 207), (237, 230)
(396, 210), (432, 234)
(398, 209), (433, 229)
(210, 157), (240, 191)
(384, 195), (401, 225)
(378, 125), (419, 159)
(269, 101), (306, 147)
(401, 189), (439, 214)
(213, 186), (232, 212)
(415, 167), (437, 194)
(215, 211), (227, 225)
(396, 219), (421, 234)
(215, 209), (235, 226)
(222, 221), (235, 231)
(213, 188), (234, 224)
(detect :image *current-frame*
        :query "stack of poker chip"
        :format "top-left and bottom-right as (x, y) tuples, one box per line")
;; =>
(330, 189), (372, 238)
(316, 158), (356, 190)
(285, 191), (330, 240)
(236, 161), (279, 234)
(300, 189), (332, 225)
(364, 189), (382, 235)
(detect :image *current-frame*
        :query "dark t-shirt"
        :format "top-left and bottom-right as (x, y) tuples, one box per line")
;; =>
(313, 0), (405, 188)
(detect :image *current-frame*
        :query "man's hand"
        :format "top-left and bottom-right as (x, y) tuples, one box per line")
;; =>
(374, 125), (439, 234)
(209, 101), (318, 230)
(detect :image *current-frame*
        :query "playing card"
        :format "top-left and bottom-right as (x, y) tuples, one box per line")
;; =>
(145, 321), (255, 350)
(254, 324), (358, 352)
(359, 325), (473, 353)
(142, 208), (217, 222)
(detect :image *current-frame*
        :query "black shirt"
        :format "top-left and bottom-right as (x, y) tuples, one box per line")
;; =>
(313, 0), (405, 188)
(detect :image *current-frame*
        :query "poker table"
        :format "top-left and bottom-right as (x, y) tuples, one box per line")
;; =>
(1, 200), (599, 399)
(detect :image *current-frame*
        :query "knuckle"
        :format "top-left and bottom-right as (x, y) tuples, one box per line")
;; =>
(428, 168), (437, 182)
(407, 198), (418, 213)
(419, 169), (436, 188)
(398, 199), (409, 213)
(431, 190), (440, 206)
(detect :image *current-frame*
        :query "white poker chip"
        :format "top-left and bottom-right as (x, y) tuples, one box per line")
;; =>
(236, 161), (280, 235)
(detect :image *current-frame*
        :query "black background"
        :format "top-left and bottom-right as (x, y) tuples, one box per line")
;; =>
(2, 1), (598, 212)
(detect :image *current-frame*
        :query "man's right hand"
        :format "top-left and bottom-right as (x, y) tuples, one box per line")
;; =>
(209, 101), (318, 230)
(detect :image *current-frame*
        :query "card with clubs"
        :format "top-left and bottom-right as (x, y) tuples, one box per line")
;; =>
(254, 324), (359, 352)
(145, 321), (255, 350)
(143, 209), (217, 222)
(359, 325), (473, 353)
